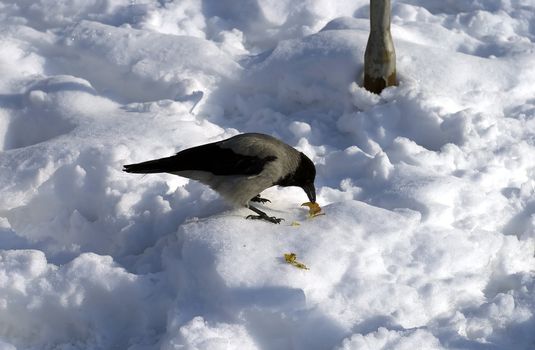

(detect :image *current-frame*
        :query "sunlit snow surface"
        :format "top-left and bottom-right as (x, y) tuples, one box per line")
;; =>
(1, 1), (535, 349)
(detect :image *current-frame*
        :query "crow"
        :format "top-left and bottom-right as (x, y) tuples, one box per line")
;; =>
(123, 133), (316, 223)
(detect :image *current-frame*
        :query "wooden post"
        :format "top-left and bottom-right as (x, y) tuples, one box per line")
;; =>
(363, 0), (396, 94)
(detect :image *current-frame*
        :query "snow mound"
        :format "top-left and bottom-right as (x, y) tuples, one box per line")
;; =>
(58, 20), (241, 103)
(1, 0), (535, 349)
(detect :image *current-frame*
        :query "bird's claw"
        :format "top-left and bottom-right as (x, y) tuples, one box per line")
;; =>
(251, 195), (271, 204)
(246, 214), (284, 224)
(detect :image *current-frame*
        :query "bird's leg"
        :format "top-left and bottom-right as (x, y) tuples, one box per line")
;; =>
(246, 205), (283, 224)
(250, 194), (271, 204)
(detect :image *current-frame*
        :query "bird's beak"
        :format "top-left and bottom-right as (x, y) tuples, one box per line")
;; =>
(302, 183), (316, 203)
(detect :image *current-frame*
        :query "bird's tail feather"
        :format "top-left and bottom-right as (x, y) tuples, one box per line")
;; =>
(123, 157), (176, 174)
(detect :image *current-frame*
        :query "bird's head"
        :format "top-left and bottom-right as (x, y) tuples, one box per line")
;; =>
(274, 152), (317, 202)
(293, 152), (316, 203)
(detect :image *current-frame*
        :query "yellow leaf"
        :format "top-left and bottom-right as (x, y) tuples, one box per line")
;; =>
(284, 253), (309, 270)
(301, 202), (324, 217)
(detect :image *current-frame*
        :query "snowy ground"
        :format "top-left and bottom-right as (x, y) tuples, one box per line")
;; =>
(1, 0), (535, 349)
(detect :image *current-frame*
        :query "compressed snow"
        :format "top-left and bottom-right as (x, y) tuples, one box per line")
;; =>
(1, 0), (535, 349)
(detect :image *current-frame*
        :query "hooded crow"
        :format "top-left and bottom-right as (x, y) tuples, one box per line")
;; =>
(123, 133), (316, 223)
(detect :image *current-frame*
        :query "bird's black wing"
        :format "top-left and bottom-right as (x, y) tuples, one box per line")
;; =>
(123, 142), (277, 176)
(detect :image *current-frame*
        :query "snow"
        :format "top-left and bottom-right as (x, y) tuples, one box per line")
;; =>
(0, 0), (534, 349)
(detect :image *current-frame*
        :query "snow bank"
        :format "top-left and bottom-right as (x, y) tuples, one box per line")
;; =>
(1, 0), (535, 349)
(0, 250), (167, 349)
(56, 20), (240, 103)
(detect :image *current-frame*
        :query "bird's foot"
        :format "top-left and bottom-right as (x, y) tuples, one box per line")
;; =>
(246, 214), (284, 224)
(251, 195), (271, 204)
(247, 204), (283, 224)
